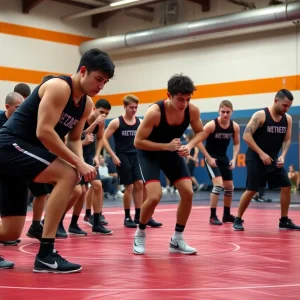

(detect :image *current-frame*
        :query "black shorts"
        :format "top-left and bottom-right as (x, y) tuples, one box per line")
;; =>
(0, 134), (57, 217)
(29, 182), (52, 197)
(138, 150), (190, 185)
(204, 156), (232, 181)
(187, 160), (195, 176)
(117, 152), (142, 185)
(80, 155), (100, 185)
(246, 158), (291, 191)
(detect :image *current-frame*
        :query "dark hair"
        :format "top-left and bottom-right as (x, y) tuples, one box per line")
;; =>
(14, 83), (31, 98)
(167, 74), (196, 97)
(5, 92), (23, 105)
(276, 89), (293, 101)
(41, 74), (55, 83)
(77, 49), (115, 79)
(95, 98), (111, 110)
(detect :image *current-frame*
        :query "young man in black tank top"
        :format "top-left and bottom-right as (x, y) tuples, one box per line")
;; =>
(233, 89), (300, 231)
(197, 100), (240, 225)
(133, 74), (204, 255)
(104, 95), (162, 228)
(0, 49), (115, 272)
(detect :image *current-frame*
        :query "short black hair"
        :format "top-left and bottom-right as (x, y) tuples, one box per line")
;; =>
(41, 74), (55, 83)
(95, 98), (111, 110)
(276, 89), (293, 101)
(14, 83), (31, 98)
(167, 74), (196, 97)
(77, 49), (115, 79)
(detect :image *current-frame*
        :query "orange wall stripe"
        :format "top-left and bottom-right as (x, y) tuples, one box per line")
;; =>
(0, 22), (93, 46)
(0, 66), (299, 105)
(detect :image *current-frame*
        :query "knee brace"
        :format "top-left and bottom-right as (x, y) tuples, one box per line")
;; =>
(212, 185), (223, 195)
(224, 186), (234, 197)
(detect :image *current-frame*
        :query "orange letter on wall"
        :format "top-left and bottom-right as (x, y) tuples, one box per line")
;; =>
(237, 154), (246, 167)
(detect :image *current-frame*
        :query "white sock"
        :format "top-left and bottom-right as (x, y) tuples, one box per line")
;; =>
(136, 228), (146, 236)
(172, 231), (183, 241)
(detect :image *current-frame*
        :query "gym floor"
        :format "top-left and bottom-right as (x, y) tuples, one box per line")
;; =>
(1, 191), (300, 299)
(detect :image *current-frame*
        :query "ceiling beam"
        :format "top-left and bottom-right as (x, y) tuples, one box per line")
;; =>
(137, 5), (155, 13)
(91, 11), (118, 28)
(49, 0), (95, 10)
(188, 0), (210, 12)
(22, 0), (44, 13)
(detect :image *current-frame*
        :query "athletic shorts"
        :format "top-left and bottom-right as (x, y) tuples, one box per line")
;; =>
(246, 158), (291, 191)
(137, 150), (190, 185)
(0, 133), (57, 217)
(29, 182), (52, 197)
(187, 160), (195, 176)
(204, 156), (232, 181)
(117, 152), (142, 185)
(80, 154), (100, 185)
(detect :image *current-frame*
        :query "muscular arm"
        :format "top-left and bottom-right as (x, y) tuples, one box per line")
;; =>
(67, 98), (94, 160)
(103, 118), (119, 159)
(134, 106), (170, 151)
(243, 111), (265, 156)
(196, 121), (214, 159)
(37, 79), (87, 166)
(94, 125), (104, 158)
(280, 114), (292, 159)
(232, 122), (240, 162)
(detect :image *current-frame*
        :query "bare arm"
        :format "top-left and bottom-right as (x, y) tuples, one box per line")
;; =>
(66, 98), (94, 160)
(232, 122), (240, 162)
(196, 121), (215, 160)
(103, 118), (119, 159)
(280, 114), (292, 159)
(37, 79), (84, 166)
(134, 106), (173, 151)
(243, 111), (265, 156)
(93, 125), (104, 167)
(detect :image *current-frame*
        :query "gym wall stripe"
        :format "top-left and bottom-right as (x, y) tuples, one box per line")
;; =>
(0, 66), (299, 106)
(0, 21), (93, 46)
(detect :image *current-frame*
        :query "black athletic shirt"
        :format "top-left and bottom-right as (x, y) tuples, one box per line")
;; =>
(0, 76), (87, 148)
(205, 119), (234, 157)
(247, 107), (288, 160)
(0, 111), (8, 128)
(147, 100), (190, 143)
(113, 116), (140, 155)
(82, 120), (99, 158)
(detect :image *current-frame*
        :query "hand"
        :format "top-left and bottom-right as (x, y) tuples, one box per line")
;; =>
(93, 156), (100, 168)
(95, 114), (106, 125)
(207, 157), (217, 168)
(75, 160), (97, 183)
(112, 155), (121, 167)
(177, 145), (191, 157)
(167, 138), (181, 151)
(259, 152), (273, 165)
(228, 159), (236, 170)
(83, 133), (94, 145)
(276, 156), (284, 168)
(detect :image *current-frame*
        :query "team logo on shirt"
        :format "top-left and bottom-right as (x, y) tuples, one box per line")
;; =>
(121, 130), (137, 136)
(215, 133), (233, 139)
(58, 112), (79, 129)
(267, 126), (287, 134)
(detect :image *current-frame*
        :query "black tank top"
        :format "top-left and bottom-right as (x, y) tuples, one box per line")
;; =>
(247, 108), (288, 160)
(1, 76), (87, 148)
(113, 116), (140, 155)
(147, 100), (190, 143)
(205, 119), (234, 156)
(0, 111), (8, 128)
(82, 120), (99, 158)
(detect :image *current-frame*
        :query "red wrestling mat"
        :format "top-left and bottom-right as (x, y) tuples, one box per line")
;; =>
(1, 203), (300, 299)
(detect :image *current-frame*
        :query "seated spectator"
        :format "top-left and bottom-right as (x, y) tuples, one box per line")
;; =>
(99, 155), (119, 199)
(105, 155), (124, 198)
(288, 164), (300, 193)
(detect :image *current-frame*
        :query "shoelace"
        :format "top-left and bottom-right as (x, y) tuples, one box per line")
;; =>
(52, 250), (68, 263)
(135, 235), (145, 245)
